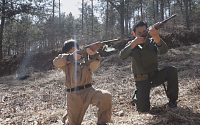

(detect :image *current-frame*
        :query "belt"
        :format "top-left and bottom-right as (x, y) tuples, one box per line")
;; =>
(66, 84), (92, 92)
(134, 72), (155, 81)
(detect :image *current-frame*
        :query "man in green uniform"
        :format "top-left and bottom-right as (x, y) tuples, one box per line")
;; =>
(53, 39), (112, 125)
(119, 21), (178, 112)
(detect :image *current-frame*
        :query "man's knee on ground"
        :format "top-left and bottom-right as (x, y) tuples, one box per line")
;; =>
(101, 90), (112, 102)
(136, 104), (150, 113)
(102, 90), (112, 100)
(135, 99), (150, 113)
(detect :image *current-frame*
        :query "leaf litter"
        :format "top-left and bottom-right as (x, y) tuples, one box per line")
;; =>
(0, 44), (200, 125)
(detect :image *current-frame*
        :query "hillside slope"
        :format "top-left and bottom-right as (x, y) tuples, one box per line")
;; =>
(0, 44), (200, 125)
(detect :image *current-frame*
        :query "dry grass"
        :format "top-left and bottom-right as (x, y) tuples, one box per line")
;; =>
(0, 44), (200, 125)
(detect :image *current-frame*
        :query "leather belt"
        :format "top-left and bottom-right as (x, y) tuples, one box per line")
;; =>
(67, 84), (92, 92)
(134, 72), (155, 81)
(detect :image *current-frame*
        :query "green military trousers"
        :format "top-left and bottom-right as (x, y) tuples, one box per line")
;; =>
(134, 66), (179, 112)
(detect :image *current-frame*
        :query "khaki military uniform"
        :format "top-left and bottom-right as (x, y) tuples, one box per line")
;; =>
(119, 38), (178, 112)
(53, 53), (112, 125)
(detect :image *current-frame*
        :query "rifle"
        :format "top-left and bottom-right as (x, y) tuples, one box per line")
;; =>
(76, 38), (122, 55)
(140, 14), (176, 37)
(76, 14), (177, 55)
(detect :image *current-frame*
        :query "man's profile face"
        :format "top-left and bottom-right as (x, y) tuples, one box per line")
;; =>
(134, 26), (147, 37)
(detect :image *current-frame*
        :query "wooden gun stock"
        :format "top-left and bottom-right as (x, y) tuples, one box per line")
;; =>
(76, 39), (120, 55)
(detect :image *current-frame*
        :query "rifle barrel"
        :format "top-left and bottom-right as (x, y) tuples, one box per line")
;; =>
(141, 14), (177, 37)
(161, 14), (176, 24)
(100, 39), (119, 44)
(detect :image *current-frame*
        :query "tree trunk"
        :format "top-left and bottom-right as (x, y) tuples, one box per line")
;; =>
(91, 0), (94, 41)
(160, 0), (164, 20)
(153, 0), (155, 23)
(156, 0), (159, 21)
(173, 0), (176, 26)
(168, 0), (171, 17)
(110, 4), (114, 38)
(105, 1), (108, 40)
(125, 0), (129, 36)
(184, 0), (190, 29)
(140, 0), (143, 20)
(107, 0), (124, 37)
(120, 0), (124, 38)
(82, 0), (84, 38)
(52, 0), (55, 50)
(0, 0), (6, 60)
(7, 46), (10, 56)
(189, 0), (192, 14)
(59, 0), (61, 24)
(180, 0), (183, 14)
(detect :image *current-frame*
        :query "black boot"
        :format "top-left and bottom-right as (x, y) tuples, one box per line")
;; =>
(168, 100), (177, 112)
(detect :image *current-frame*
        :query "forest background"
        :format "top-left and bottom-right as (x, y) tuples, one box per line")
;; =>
(1, 1), (200, 124)
(0, 0), (199, 60)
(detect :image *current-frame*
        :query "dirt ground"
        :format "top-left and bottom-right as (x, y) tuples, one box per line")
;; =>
(0, 42), (200, 124)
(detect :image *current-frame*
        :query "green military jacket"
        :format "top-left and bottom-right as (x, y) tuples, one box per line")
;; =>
(119, 37), (168, 74)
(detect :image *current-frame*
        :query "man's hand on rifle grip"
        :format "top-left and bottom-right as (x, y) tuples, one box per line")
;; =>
(73, 51), (82, 60)
(131, 37), (146, 49)
(149, 25), (161, 44)
(86, 48), (97, 55)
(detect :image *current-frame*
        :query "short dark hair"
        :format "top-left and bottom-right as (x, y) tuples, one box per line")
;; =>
(133, 21), (147, 32)
(62, 39), (79, 53)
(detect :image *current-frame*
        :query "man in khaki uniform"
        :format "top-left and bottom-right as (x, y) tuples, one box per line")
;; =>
(53, 39), (112, 125)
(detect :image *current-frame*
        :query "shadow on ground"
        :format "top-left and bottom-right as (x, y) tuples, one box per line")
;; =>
(148, 105), (200, 125)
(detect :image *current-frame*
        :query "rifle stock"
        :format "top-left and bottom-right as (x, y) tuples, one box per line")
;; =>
(76, 39), (121, 55)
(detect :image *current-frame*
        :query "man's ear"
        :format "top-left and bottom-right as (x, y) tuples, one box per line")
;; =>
(133, 32), (136, 37)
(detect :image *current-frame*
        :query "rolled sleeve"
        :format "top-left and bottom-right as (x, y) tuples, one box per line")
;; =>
(89, 55), (100, 70)
(156, 39), (168, 54)
(119, 41), (132, 60)
(53, 54), (70, 68)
